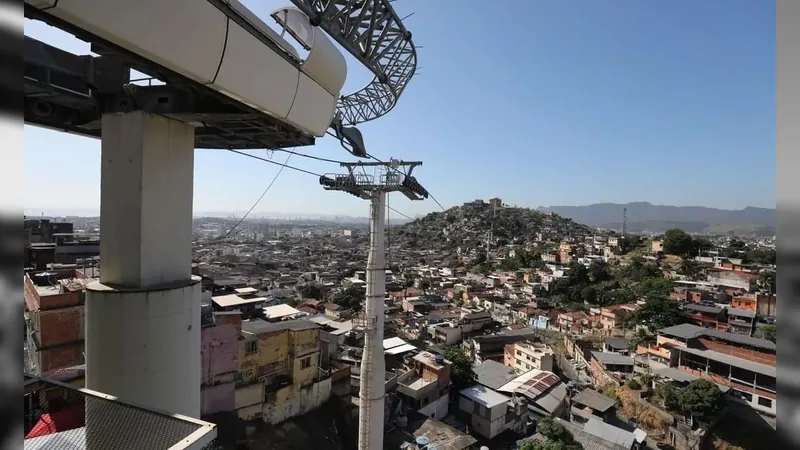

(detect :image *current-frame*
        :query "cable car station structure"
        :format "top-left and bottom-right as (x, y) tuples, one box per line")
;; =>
(24, 0), (419, 447)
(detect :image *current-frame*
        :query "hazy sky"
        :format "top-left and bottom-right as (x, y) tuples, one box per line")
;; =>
(24, 0), (775, 218)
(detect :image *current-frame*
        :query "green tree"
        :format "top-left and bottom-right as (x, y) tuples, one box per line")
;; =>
(678, 259), (705, 281)
(418, 278), (432, 293)
(758, 270), (776, 294)
(678, 379), (725, 419)
(662, 229), (694, 256)
(519, 417), (583, 450)
(690, 237), (714, 256)
(298, 284), (323, 300)
(754, 324), (776, 343)
(719, 247), (743, 259)
(728, 239), (747, 250)
(475, 250), (488, 265)
(616, 258), (662, 284)
(632, 295), (688, 333)
(744, 248), (776, 265)
(633, 277), (673, 299)
(441, 346), (476, 393)
(630, 327), (656, 350)
(519, 248), (542, 268)
(580, 285), (598, 304)
(656, 384), (681, 411)
(619, 236), (644, 254)
(588, 260), (613, 283)
(501, 257), (522, 271)
(331, 285), (365, 312)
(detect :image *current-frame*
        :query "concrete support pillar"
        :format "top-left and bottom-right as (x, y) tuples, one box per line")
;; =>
(358, 192), (386, 450)
(85, 112), (201, 423)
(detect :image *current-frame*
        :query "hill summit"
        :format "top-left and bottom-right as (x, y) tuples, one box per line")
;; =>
(395, 199), (594, 250)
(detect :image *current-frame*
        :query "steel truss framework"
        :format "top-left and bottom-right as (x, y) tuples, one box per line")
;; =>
(289, 0), (418, 125)
(319, 160), (428, 200)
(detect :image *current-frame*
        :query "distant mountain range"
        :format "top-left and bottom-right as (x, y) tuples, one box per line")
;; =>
(537, 202), (776, 235)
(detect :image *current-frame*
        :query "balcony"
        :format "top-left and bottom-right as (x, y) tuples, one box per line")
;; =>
(24, 374), (217, 449)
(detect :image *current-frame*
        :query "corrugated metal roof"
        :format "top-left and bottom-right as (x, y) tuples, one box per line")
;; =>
(584, 417), (637, 449)
(474, 360), (517, 391)
(385, 344), (417, 355)
(262, 304), (301, 319)
(677, 346), (776, 378)
(212, 294), (266, 308)
(459, 385), (509, 408)
(533, 381), (567, 414)
(591, 351), (634, 366)
(532, 418), (630, 450)
(658, 323), (775, 351)
(241, 318), (320, 335)
(571, 389), (617, 413)
(383, 337), (407, 350)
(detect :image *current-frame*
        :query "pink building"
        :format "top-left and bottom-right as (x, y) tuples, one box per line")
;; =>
(200, 308), (241, 417)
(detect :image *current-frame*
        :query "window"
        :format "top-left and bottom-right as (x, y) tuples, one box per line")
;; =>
(516, 350), (522, 357)
(245, 340), (258, 355)
(301, 356), (312, 369)
(758, 397), (773, 408)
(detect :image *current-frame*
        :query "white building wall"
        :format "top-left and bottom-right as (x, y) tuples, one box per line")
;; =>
(730, 390), (777, 416)
(418, 394), (449, 420)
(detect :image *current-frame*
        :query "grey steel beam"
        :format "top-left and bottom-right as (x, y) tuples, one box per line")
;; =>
(289, 0), (418, 125)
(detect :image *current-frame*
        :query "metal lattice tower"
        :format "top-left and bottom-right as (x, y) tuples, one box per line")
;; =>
(320, 160), (427, 450)
(622, 207), (628, 237)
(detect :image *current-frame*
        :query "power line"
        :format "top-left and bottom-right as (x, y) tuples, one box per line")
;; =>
(427, 192), (447, 212)
(387, 204), (412, 221)
(224, 149), (416, 224)
(220, 152), (293, 239)
(273, 147), (355, 165)
(228, 149), (322, 177)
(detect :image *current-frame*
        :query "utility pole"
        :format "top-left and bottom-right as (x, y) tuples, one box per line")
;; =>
(320, 159), (428, 450)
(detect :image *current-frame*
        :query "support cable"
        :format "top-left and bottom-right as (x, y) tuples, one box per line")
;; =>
(220, 152), (293, 240)
(224, 149), (416, 224)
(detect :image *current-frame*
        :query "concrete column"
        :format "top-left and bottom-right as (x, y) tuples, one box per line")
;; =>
(85, 112), (201, 420)
(358, 192), (386, 450)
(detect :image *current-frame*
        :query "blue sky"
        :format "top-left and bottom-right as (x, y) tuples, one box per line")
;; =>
(24, 0), (775, 218)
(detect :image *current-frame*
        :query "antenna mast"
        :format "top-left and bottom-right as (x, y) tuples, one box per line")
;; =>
(320, 159), (428, 450)
(622, 207), (628, 237)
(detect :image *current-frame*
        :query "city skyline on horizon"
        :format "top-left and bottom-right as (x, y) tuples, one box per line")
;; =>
(23, 200), (777, 222)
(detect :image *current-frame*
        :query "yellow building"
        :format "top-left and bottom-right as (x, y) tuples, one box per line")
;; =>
(234, 319), (332, 424)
